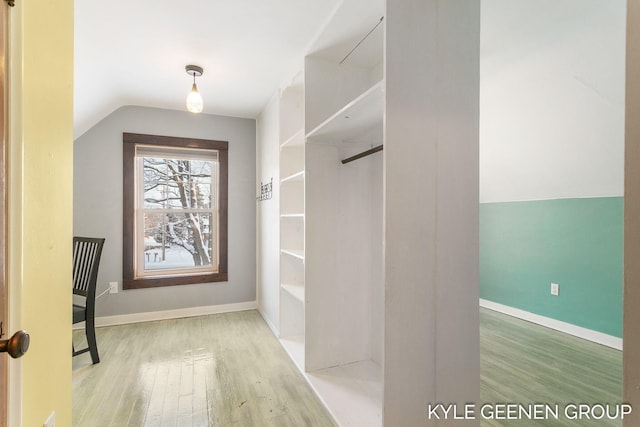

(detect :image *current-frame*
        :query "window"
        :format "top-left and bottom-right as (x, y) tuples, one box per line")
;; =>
(123, 133), (228, 289)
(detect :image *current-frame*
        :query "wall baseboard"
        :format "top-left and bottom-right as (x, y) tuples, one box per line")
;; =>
(73, 301), (259, 329)
(480, 299), (623, 350)
(80, 299), (621, 351)
(258, 306), (280, 337)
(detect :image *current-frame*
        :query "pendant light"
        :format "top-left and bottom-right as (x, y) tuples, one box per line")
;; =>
(185, 65), (204, 113)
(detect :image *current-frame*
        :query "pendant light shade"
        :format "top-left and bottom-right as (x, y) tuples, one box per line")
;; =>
(185, 65), (204, 113)
(186, 82), (203, 113)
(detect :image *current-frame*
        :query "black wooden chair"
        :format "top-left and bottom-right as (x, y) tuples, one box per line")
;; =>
(72, 237), (105, 364)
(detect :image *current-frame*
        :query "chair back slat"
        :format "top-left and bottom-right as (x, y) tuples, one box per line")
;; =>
(72, 237), (105, 297)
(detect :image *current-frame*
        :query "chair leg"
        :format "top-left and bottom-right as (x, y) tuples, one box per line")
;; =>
(85, 318), (100, 364)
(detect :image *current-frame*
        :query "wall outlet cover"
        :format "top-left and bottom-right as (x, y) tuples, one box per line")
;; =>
(551, 283), (560, 296)
(109, 281), (118, 294)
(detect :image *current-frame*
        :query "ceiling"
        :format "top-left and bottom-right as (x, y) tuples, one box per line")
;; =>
(74, 0), (342, 138)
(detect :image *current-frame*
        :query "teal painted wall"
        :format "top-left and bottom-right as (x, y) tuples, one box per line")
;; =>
(480, 197), (623, 337)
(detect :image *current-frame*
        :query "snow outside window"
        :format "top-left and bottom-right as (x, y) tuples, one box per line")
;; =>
(136, 146), (218, 278)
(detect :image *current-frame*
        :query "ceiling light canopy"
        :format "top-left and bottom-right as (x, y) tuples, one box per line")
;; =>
(185, 65), (204, 114)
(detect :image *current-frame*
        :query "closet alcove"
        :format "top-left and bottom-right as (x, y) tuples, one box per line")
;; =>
(272, 0), (480, 424)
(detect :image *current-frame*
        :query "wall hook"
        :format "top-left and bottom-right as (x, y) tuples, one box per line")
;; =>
(257, 177), (273, 202)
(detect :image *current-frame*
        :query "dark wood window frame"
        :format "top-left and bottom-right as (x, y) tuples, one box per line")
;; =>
(123, 132), (228, 289)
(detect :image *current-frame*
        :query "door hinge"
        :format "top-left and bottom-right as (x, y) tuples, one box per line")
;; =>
(0, 321), (4, 339)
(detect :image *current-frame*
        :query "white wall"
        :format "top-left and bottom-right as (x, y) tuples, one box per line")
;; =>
(480, 0), (626, 203)
(256, 94), (281, 332)
(74, 106), (256, 317)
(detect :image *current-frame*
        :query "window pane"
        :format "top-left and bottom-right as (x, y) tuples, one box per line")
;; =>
(124, 134), (228, 289)
(143, 157), (213, 210)
(143, 211), (215, 271)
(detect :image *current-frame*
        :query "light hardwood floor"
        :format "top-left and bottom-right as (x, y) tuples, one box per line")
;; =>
(72, 310), (336, 427)
(481, 308), (622, 427)
(74, 308), (622, 426)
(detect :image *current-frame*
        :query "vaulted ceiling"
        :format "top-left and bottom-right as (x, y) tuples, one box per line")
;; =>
(480, 0), (626, 202)
(74, 0), (342, 138)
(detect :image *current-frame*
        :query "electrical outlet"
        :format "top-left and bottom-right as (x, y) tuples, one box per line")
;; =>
(109, 281), (118, 294)
(44, 411), (55, 427)
(550, 283), (559, 296)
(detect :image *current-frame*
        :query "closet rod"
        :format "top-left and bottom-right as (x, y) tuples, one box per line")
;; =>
(341, 145), (383, 164)
(339, 16), (384, 65)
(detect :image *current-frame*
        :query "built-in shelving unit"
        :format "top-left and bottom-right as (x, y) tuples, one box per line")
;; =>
(280, 170), (304, 184)
(278, 72), (306, 370)
(281, 128), (305, 148)
(280, 213), (304, 219)
(280, 249), (304, 260)
(270, 0), (480, 425)
(279, 335), (305, 372)
(302, 1), (385, 425)
(306, 81), (383, 144)
(280, 283), (304, 302)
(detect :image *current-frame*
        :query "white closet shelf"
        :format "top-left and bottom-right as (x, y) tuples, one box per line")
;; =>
(281, 249), (305, 261)
(306, 360), (382, 427)
(306, 80), (383, 144)
(281, 283), (305, 302)
(281, 213), (305, 219)
(280, 128), (305, 148)
(280, 170), (305, 184)
(280, 211), (304, 218)
(280, 336), (305, 371)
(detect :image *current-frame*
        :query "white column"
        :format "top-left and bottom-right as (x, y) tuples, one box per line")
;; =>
(384, 0), (480, 425)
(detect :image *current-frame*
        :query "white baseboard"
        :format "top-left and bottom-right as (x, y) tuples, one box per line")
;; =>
(257, 306), (280, 337)
(480, 299), (623, 350)
(73, 301), (259, 329)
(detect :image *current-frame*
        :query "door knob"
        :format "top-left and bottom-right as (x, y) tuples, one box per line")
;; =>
(0, 330), (30, 358)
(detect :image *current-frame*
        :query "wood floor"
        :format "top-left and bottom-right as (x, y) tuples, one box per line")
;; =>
(480, 308), (622, 427)
(74, 308), (622, 427)
(72, 310), (336, 427)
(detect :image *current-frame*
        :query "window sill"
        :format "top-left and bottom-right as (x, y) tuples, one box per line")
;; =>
(123, 272), (228, 290)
